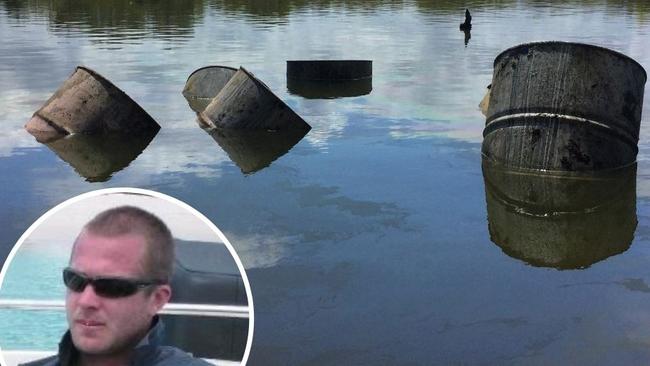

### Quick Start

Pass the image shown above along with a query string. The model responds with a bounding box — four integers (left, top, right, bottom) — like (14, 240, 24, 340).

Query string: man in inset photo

(22, 206, 211, 366)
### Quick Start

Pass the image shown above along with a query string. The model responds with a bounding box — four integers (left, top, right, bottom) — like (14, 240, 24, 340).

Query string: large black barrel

(483, 159, 637, 270)
(287, 60, 372, 80)
(482, 42, 646, 172)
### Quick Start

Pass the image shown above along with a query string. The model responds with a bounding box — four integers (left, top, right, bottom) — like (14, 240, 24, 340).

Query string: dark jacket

(20, 317, 212, 366)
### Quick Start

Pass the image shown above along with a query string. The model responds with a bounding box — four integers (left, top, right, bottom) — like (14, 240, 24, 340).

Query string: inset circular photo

(0, 188, 254, 366)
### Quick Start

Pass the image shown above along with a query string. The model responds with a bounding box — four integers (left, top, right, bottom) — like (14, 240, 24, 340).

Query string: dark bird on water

(460, 9, 472, 31)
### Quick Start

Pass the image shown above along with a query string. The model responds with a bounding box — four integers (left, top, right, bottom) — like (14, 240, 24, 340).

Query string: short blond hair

(76, 205, 174, 282)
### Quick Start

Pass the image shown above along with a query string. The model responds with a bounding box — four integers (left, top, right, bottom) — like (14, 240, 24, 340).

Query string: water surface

(1, 1, 650, 364)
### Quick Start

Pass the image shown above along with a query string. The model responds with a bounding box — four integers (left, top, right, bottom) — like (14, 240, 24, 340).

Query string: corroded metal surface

(200, 67, 311, 131)
(483, 42, 646, 172)
(183, 65, 238, 112)
(25, 66, 159, 141)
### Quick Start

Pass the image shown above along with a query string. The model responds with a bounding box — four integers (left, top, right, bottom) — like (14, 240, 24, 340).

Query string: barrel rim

(184, 65, 238, 85)
(493, 41, 647, 81)
(286, 60, 372, 64)
(238, 66, 274, 92)
(75, 65, 159, 127)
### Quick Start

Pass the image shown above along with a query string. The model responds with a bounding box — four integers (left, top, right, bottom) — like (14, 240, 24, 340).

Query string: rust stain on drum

(482, 42, 646, 172)
(25, 66, 160, 142)
(199, 67, 311, 131)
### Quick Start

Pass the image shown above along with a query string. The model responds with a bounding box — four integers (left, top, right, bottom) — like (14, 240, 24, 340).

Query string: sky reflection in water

(1, 1, 650, 364)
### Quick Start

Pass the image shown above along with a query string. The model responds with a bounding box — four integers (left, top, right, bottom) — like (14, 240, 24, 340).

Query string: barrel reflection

(44, 130, 157, 182)
(205, 127, 309, 174)
(483, 159, 637, 270)
(286, 77, 372, 99)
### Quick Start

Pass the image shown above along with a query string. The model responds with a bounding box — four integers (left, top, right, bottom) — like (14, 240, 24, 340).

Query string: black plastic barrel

(482, 42, 647, 172)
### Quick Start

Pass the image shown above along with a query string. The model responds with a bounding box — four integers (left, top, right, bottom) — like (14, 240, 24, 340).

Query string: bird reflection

(460, 9, 472, 46)
(459, 9, 472, 31)
(482, 159, 637, 270)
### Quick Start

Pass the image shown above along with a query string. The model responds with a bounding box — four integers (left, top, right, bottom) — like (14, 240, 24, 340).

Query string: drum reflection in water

(205, 127, 309, 174)
(286, 78, 372, 99)
(43, 130, 157, 182)
(482, 159, 637, 270)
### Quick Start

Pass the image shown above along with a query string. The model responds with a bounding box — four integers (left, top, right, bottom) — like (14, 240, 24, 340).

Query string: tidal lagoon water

(1, 1, 650, 364)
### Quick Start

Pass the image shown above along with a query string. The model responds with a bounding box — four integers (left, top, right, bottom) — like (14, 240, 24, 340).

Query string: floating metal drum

(182, 65, 238, 112)
(287, 60, 372, 80)
(482, 42, 647, 172)
(199, 67, 311, 131)
(25, 66, 159, 141)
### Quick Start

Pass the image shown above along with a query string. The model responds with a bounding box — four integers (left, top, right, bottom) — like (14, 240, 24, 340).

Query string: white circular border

(0, 187, 255, 365)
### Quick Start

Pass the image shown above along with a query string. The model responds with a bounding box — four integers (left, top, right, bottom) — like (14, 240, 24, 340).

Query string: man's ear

(148, 284, 171, 316)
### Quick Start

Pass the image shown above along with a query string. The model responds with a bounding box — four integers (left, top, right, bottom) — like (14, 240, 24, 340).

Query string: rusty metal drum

(182, 65, 238, 112)
(25, 66, 159, 141)
(199, 67, 311, 131)
(482, 42, 647, 172)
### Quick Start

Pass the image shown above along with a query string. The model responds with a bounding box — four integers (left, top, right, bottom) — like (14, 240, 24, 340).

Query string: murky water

(1, 0, 650, 364)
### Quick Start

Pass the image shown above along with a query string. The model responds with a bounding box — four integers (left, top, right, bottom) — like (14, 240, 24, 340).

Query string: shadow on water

(483, 159, 638, 270)
(42, 130, 158, 182)
(203, 127, 309, 175)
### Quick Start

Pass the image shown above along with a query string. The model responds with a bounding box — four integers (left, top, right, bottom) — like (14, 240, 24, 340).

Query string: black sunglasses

(63, 267, 166, 298)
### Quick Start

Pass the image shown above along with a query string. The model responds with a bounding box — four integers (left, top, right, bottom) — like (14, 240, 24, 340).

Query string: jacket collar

(57, 316, 164, 366)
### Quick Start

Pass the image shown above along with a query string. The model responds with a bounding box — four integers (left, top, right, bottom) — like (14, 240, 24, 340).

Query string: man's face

(65, 230, 170, 356)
